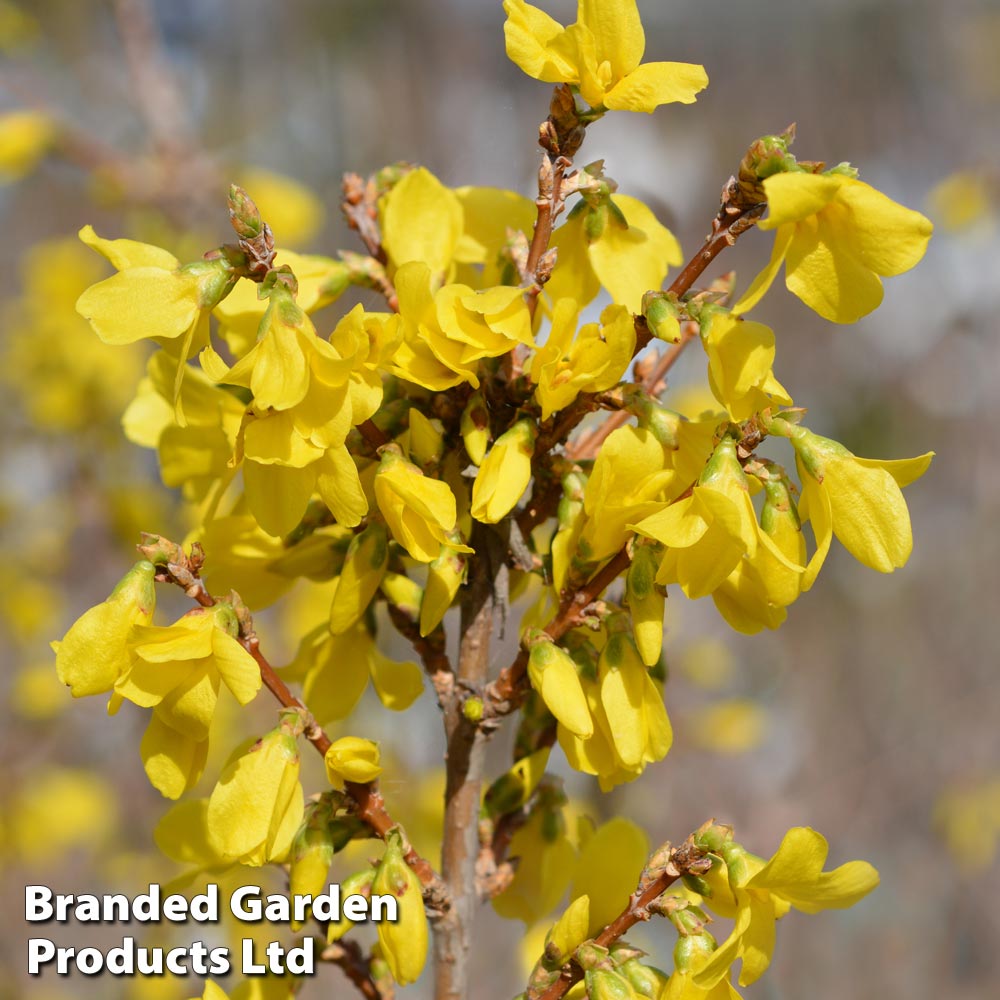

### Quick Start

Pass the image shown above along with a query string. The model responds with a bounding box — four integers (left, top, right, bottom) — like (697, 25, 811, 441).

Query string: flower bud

(585, 968, 639, 1000)
(619, 958, 670, 999)
(642, 292, 682, 344)
(325, 736, 382, 787)
(471, 418, 537, 524)
(460, 390, 490, 466)
(372, 829, 429, 985)
(408, 409, 444, 468)
(526, 631, 593, 739)
(327, 867, 376, 942)
(419, 539, 467, 636)
(626, 545, 665, 667)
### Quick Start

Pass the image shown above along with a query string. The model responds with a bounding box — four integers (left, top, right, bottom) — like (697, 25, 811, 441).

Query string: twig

(535, 839, 710, 1000)
(322, 939, 388, 1000)
(140, 536, 448, 909)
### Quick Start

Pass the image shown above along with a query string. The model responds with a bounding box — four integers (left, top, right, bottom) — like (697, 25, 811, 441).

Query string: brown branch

(566, 321, 700, 462)
(386, 603, 455, 707)
(536, 839, 711, 1000)
(485, 548, 631, 717)
(112, 0, 190, 156)
(322, 939, 388, 1000)
(358, 418, 390, 450)
(139, 536, 448, 910)
(433, 522, 505, 1000)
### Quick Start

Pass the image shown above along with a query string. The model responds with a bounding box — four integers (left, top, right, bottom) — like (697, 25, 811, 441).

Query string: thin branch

(535, 839, 711, 1000)
(321, 939, 389, 1000)
(386, 603, 455, 707)
(140, 536, 448, 910)
(485, 548, 631, 717)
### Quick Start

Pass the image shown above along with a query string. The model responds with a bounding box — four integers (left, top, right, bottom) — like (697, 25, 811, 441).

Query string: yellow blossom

(0, 109, 53, 180)
(734, 170, 933, 323)
(503, 0, 708, 113)
(471, 418, 537, 523)
(325, 736, 383, 786)
(374, 445, 472, 562)
(531, 300, 636, 418)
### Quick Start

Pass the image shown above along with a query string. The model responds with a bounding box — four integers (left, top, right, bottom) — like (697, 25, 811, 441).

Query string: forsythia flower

(699, 311, 792, 421)
(206, 724, 304, 865)
(502, 0, 708, 113)
(694, 827, 879, 988)
(54, 561, 156, 698)
(531, 300, 636, 418)
(526, 631, 594, 739)
(116, 604, 262, 740)
(372, 830, 429, 985)
(374, 445, 472, 562)
(329, 522, 389, 634)
(546, 194, 682, 312)
(734, 170, 933, 323)
(324, 736, 383, 786)
(389, 262, 533, 390)
(632, 437, 801, 600)
(769, 418, 933, 584)
(711, 474, 806, 634)
(291, 621, 424, 723)
(76, 225, 233, 350)
(471, 418, 537, 523)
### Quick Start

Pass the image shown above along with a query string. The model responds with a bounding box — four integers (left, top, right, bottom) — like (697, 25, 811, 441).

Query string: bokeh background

(2, 0, 998, 998)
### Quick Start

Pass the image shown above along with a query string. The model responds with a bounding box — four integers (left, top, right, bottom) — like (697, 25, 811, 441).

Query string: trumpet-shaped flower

(206, 724, 303, 866)
(76, 225, 233, 348)
(389, 262, 533, 390)
(769, 419, 933, 584)
(372, 829, 429, 985)
(734, 170, 933, 323)
(694, 827, 879, 988)
(632, 437, 801, 600)
(116, 604, 262, 740)
(503, 1, 708, 113)
(471, 418, 537, 523)
(700, 311, 792, 421)
(531, 300, 636, 419)
(546, 194, 682, 312)
(54, 560, 156, 698)
(374, 445, 472, 562)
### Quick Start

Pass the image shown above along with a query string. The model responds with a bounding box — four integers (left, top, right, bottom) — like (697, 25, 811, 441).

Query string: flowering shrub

(41, 1, 936, 998)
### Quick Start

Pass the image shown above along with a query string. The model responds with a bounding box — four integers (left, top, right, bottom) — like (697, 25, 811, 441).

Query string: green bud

(327, 867, 376, 942)
(619, 958, 670, 999)
(585, 968, 639, 1000)
(673, 931, 717, 974)
(642, 292, 682, 344)
(462, 696, 484, 723)
(228, 184, 264, 239)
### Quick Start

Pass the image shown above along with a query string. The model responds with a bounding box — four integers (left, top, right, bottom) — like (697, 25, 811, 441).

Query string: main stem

(435, 521, 501, 999)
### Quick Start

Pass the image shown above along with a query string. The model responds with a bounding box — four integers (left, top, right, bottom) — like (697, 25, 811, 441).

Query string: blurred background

(1, 0, 998, 998)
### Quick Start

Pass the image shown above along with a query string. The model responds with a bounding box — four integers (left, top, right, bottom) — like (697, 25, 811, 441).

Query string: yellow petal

(604, 61, 708, 112)
(578, 0, 645, 79)
(502, 0, 578, 83)
(382, 167, 463, 276)
(759, 172, 843, 230)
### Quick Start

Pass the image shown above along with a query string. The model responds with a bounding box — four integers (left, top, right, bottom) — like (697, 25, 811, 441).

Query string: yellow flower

(711, 474, 806, 634)
(374, 445, 472, 562)
(372, 829, 429, 985)
(694, 828, 879, 989)
(116, 605, 262, 741)
(54, 560, 156, 698)
(699, 311, 792, 422)
(325, 736, 383, 786)
(0, 109, 54, 180)
(546, 194, 682, 312)
(76, 225, 233, 347)
(206, 724, 304, 866)
(382, 166, 464, 277)
(770, 419, 932, 583)
(503, 0, 708, 113)
(526, 631, 594, 739)
(389, 262, 533, 390)
(633, 437, 800, 600)
(471, 418, 537, 523)
(531, 300, 636, 419)
(734, 171, 933, 323)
